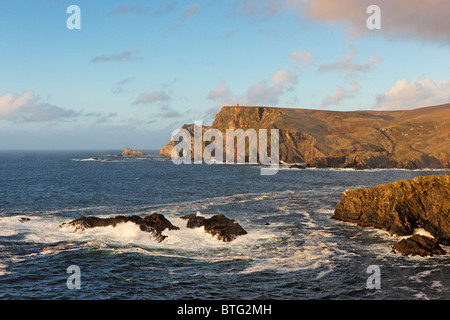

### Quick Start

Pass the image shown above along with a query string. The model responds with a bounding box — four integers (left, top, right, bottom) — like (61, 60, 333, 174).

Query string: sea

(0, 150, 449, 300)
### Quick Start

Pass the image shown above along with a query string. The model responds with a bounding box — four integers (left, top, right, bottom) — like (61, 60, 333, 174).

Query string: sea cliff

(158, 104, 450, 169)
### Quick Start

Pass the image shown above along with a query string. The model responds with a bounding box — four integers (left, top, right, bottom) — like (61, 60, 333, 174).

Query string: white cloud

(375, 77, 450, 110)
(0, 91, 78, 122)
(208, 81, 231, 100)
(322, 81, 360, 107)
(269, 70, 297, 87)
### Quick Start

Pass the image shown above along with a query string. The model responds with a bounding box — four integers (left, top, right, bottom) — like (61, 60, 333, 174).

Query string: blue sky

(1, 0, 449, 150)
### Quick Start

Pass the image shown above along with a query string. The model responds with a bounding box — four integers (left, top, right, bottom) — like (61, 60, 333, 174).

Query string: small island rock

(118, 147, 146, 157)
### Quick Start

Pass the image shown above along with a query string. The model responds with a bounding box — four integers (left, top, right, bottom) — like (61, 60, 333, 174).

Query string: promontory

(158, 104, 450, 169)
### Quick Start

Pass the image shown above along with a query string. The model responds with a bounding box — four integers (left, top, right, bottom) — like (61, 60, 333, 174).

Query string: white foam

(413, 228, 434, 238)
(0, 205, 343, 274)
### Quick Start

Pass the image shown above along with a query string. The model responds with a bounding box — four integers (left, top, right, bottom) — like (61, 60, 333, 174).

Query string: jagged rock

(392, 234, 446, 257)
(118, 147, 146, 157)
(158, 104, 450, 169)
(60, 213, 179, 242)
(333, 174, 450, 247)
(181, 214, 247, 242)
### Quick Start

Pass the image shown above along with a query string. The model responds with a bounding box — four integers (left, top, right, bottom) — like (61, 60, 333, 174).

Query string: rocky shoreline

(332, 174, 449, 256)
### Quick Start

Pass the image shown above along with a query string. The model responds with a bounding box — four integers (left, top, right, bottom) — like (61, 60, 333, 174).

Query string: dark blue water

(0, 151, 449, 299)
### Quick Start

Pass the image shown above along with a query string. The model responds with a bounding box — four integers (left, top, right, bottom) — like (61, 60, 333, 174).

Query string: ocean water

(0, 150, 449, 300)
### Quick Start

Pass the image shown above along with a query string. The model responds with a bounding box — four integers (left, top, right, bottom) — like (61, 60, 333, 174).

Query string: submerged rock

(181, 214, 247, 242)
(60, 213, 179, 242)
(392, 234, 446, 257)
(118, 147, 146, 157)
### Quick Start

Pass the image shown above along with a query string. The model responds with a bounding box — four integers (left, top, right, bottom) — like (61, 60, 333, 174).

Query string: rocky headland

(332, 174, 450, 256)
(158, 104, 450, 169)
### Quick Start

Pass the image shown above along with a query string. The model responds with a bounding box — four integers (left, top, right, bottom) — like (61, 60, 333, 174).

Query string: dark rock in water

(19, 218, 31, 223)
(332, 174, 450, 246)
(181, 214, 206, 229)
(288, 164, 305, 169)
(392, 234, 446, 257)
(60, 213, 179, 242)
(181, 214, 247, 242)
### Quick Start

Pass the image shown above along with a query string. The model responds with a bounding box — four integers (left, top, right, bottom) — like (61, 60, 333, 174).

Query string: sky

(1, 0, 449, 150)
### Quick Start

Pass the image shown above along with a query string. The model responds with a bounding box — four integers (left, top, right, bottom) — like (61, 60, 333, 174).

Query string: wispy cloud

(84, 112, 118, 124)
(289, 48, 316, 69)
(112, 77, 135, 94)
(305, 0, 450, 44)
(317, 45, 382, 79)
(157, 105, 185, 118)
(182, 3, 200, 19)
(132, 91, 170, 105)
(234, 0, 450, 45)
(112, 5, 147, 15)
(90, 51, 142, 63)
(322, 81, 361, 107)
(111, 2, 178, 16)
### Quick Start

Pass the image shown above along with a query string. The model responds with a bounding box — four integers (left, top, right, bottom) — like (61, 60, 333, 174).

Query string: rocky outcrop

(118, 148, 146, 157)
(60, 213, 179, 242)
(60, 213, 247, 243)
(181, 214, 248, 242)
(158, 104, 450, 169)
(333, 174, 450, 256)
(392, 234, 446, 257)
